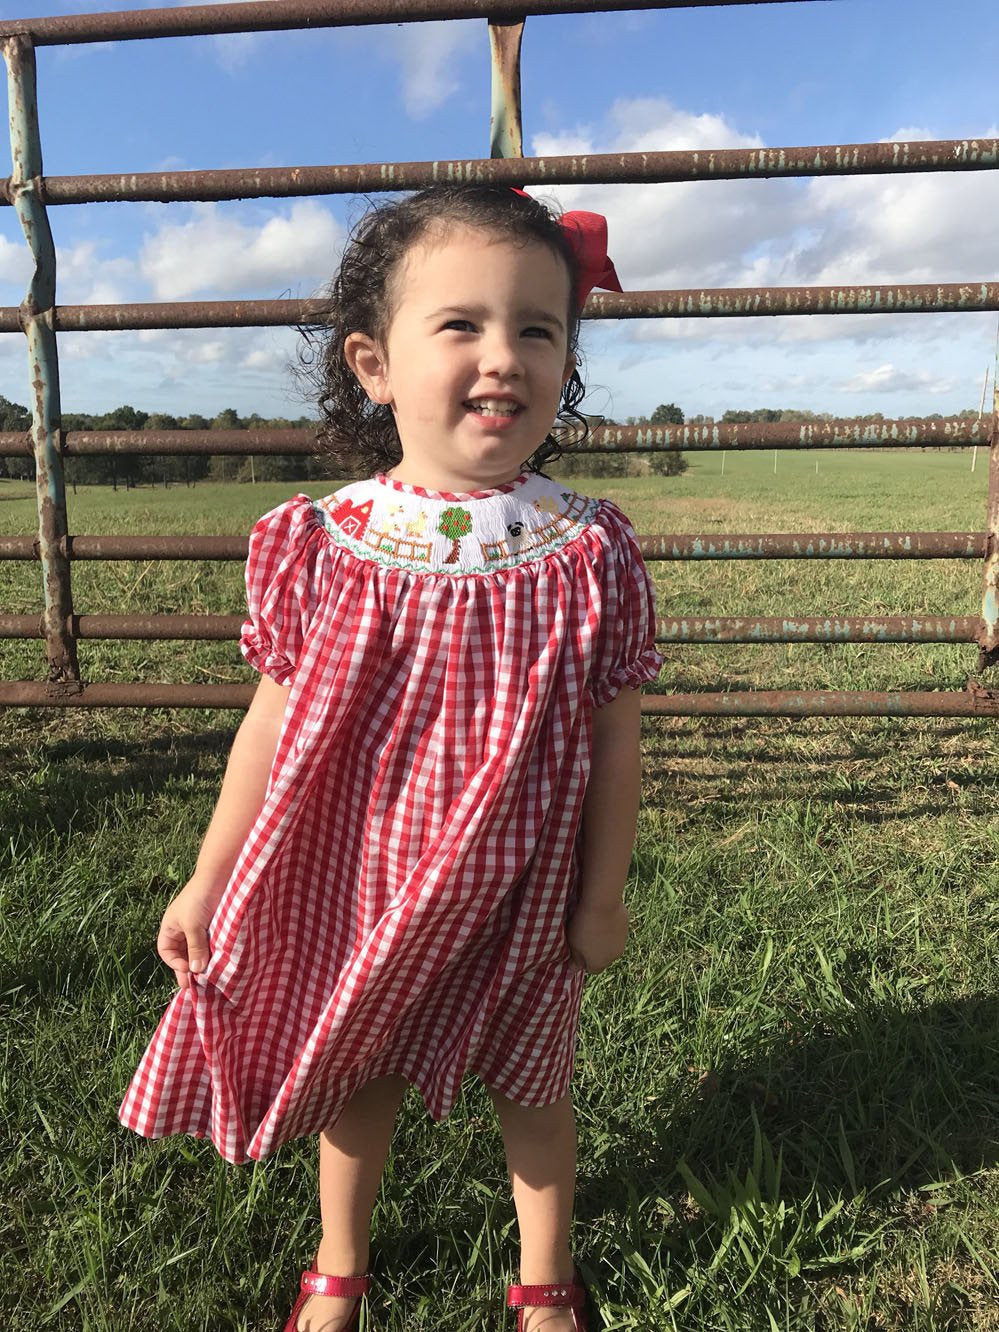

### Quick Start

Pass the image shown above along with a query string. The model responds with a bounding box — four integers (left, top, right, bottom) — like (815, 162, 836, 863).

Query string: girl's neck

(385, 460, 527, 495)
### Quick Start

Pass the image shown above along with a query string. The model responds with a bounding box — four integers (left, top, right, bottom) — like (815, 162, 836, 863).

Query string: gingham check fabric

(119, 472, 662, 1162)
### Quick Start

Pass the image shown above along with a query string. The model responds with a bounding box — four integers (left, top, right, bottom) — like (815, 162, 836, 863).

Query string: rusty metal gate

(1, 0, 997, 717)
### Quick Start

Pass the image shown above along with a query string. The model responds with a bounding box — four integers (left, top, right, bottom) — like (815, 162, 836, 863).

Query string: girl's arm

(156, 674, 290, 989)
(567, 685, 642, 973)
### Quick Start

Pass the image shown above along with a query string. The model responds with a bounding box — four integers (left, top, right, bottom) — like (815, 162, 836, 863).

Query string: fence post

(2, 35, 78, 689)
(489, 16, 525, 160)
(978, 387, 999, 669)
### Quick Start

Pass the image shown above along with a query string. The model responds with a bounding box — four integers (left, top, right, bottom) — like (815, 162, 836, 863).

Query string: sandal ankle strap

(507, 1280, 586, 1309)
(301, 1271, 370, 1298)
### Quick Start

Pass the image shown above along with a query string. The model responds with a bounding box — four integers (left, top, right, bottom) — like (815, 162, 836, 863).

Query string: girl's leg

(297, 1074, 409, 1332)
(489, 1089, 579, 1332)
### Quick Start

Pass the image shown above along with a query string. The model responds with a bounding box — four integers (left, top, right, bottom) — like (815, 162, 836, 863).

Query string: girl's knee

(488, 1087, 574, 1134)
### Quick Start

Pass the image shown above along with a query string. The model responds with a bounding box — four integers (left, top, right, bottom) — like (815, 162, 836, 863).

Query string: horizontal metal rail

(0, 681, 257, 707)
(3, 139, 996, 208)
(0, 417, 991, 457)
(1, 682, 996, 716)
(656, 616, 979, 644)
(3, 284, 998, 334)
(0, 531, 987, 563)
(0, 534, 251, 560)
(0, 418, 991, 458)
(641, 687, 999, 717)
(586, 285, 999, 318)
(0, 614, 242, 639)
(0, 0, 832, 46)
(0, 613, 981, 644)
(593, 418, 995, 452)
(642, 532, 986, 560)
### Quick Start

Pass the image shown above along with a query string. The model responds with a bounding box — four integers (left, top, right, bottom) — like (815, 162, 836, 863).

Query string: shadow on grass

(577, 992, 999, 1221)
(641, 717, 999, 822)
(0, 725, 238, 844)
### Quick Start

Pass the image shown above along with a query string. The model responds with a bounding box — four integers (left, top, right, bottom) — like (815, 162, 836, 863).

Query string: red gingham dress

(119, 470, 662, 1163)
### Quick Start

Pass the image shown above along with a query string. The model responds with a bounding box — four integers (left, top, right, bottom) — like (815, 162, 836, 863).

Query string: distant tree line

(553, 403, 690, 479)
(0, 398, 332, 489)
(0, 396, 984, 488)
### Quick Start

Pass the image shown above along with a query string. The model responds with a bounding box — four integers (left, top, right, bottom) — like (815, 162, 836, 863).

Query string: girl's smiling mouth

(463, 398, 523, 418)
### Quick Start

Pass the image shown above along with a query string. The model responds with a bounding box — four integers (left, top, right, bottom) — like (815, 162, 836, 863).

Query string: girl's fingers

(156, 920, 210, 986)
(185, 928, 210, 975)
(156, 927, 187, 969)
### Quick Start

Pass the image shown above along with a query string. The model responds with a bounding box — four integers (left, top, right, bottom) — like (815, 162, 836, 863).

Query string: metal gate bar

(0, 532, 986, 562)
(0, 418, 992, 457)
(3, 139, 997, 207)
(0, 0, 833, 46)
(0, 613, 984, 645)
(5, 282, 999, 333)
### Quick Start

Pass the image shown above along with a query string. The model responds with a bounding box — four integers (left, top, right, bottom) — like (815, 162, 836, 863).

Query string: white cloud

(243, 347, 275, 369)
(55, 241, 135, 305)
(186, 339, 227, 365)
(840, 363, 955, 395)
(0, 235, 32, 286)
(533, 99, 785, 291)
(139, 200, 342, 299)
(209, 32, 265, 72)
(388, 22, 478, 119)
(534, 104, 999, 296)
(49, 324, 308, 417)
(529, 101, 999, 400)
(523, 102, 999, 418)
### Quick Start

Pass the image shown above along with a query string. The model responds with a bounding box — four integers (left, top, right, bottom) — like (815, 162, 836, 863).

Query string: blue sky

(1, 0, 998, 423)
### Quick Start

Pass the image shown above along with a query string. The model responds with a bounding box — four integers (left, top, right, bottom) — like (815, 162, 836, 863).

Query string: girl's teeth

(468, 400, 518, 415)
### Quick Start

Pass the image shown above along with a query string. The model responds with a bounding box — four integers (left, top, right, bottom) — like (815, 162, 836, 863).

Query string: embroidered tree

(438, 506, 472, 563)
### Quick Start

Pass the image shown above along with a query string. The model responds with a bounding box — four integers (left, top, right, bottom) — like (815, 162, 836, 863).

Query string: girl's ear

(344, 332, 392, 404)
(562, 352, 577, 387)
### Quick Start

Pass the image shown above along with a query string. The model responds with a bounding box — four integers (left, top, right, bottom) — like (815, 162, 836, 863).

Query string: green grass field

(2, 451, 998, 1330)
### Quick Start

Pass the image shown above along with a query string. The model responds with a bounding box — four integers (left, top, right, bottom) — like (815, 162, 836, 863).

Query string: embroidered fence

(0, 0, 997, 716)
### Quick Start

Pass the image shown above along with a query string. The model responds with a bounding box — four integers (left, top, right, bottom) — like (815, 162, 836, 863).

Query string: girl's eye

(523, 326, 553, 339)
(443, 319, 476, 332)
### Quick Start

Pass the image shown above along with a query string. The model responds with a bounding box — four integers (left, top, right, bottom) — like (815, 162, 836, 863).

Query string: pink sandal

(506, 1274, 589, 1331)
(282, 1270, 369, 1332)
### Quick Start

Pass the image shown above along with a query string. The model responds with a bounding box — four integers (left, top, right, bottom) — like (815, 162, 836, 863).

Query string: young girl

(119, 184, 663, 1332)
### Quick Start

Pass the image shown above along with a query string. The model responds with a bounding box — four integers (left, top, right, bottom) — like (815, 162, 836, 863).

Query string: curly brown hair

(297, 184, 590, 478)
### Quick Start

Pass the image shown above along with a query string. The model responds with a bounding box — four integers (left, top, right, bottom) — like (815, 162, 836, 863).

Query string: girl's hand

(565, 898, 630, 974)
(156, 878, 226, 990)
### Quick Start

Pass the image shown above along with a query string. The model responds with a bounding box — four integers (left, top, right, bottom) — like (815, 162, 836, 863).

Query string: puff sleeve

(239, 496, 327, 685)
(587, 501, 664, 707)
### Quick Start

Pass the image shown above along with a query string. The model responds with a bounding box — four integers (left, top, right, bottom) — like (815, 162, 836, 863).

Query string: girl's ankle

(314, 1236, 369, 1277)
(518, 1253, 577, 1286)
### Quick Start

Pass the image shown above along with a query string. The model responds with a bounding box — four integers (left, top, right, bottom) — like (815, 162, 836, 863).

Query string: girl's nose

(479, 329, 523, 378)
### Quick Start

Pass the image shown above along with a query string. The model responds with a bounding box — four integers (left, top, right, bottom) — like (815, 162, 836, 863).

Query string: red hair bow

(512, 188, 622, 306)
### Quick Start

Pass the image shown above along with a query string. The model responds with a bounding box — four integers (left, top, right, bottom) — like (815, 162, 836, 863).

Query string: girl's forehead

(395, 224, 570, 294)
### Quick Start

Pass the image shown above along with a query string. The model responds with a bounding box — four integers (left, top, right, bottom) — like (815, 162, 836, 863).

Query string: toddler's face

(346, 224, 574, 493)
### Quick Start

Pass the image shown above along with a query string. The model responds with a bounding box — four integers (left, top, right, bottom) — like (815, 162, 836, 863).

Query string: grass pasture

(2, 449, 998, 1330)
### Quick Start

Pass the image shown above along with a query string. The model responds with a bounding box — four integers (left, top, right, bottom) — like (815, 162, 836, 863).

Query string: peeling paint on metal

(2, 137, 996, 209)
(489, 18, 524, 160)
(3, 35, 78, 685)
(641, 532, 984, 560)
(3, 284, 997, 334)
(0, 418, 989, 457)
(655, 616, 976, 644)
(978, 405, 999, 668)
(0, 2, 841, 48)
(642, 690, 999, 718)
